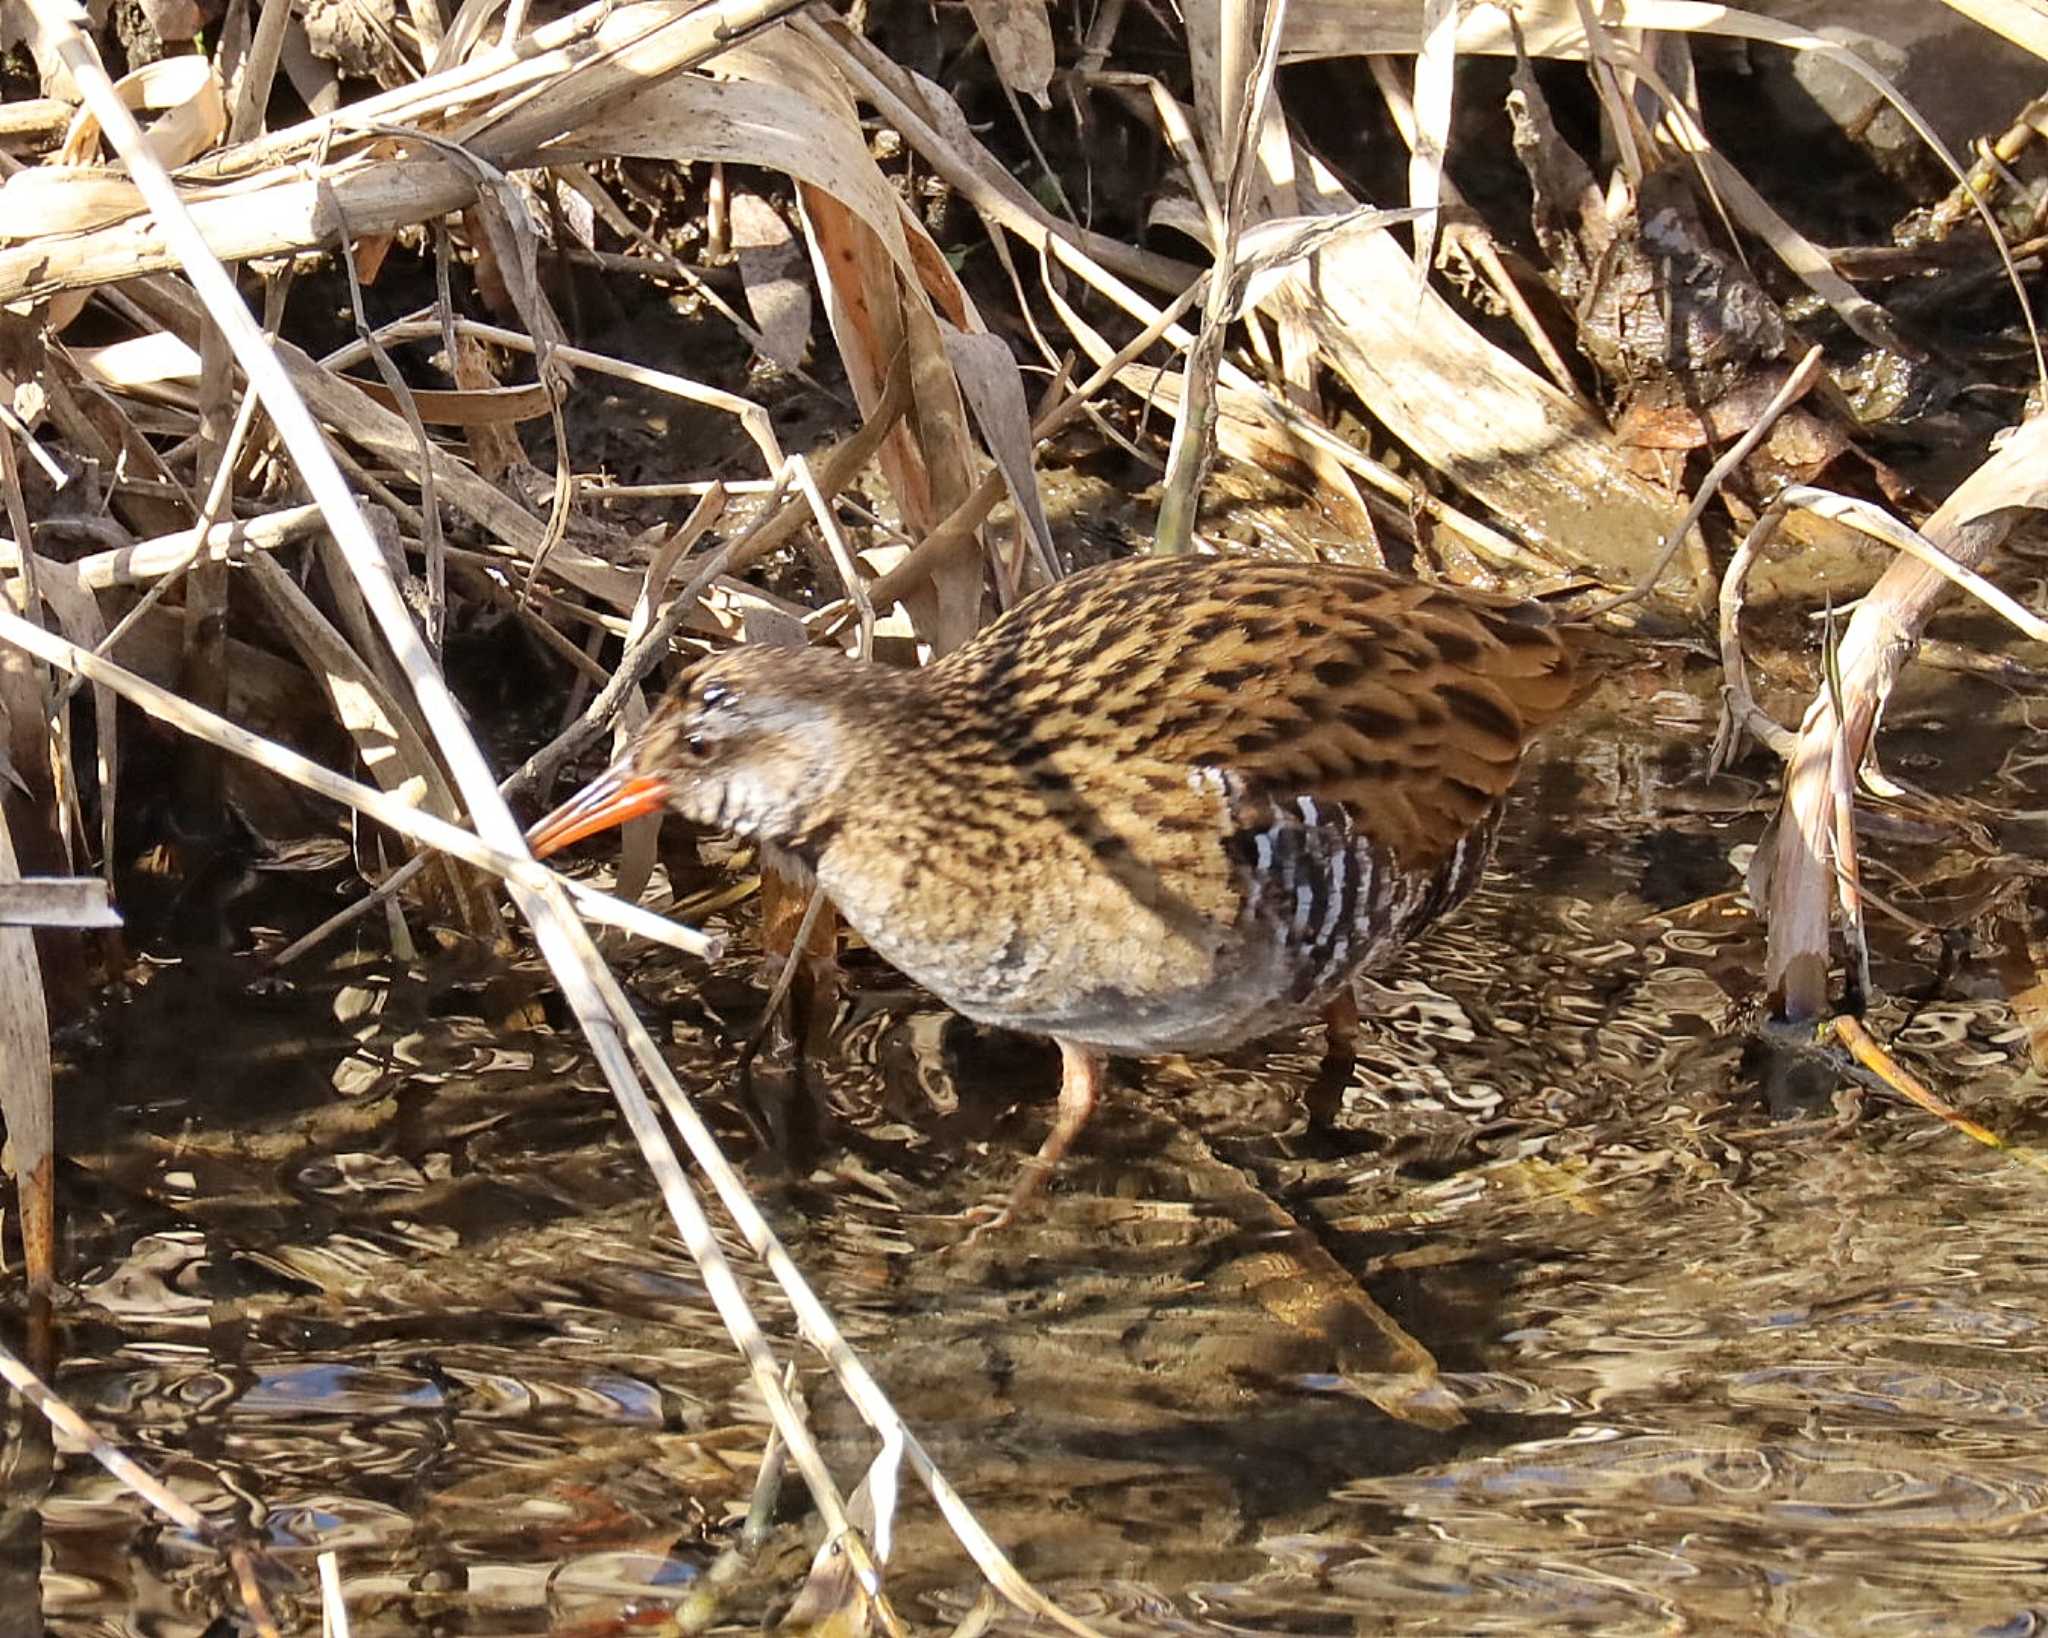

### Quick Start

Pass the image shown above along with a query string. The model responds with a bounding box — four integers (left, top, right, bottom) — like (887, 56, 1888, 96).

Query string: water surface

(20, 645, 2048, 1635)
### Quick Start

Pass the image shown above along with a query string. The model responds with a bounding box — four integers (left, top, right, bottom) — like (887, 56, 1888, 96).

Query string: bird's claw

(953, 1201, 1017, 1249)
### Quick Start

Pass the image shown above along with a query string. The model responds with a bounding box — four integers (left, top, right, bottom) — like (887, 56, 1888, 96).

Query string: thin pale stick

(1712, 492, 1800, 769)
(0, 605, 719, 957)
(1581, 343, 1827, 618)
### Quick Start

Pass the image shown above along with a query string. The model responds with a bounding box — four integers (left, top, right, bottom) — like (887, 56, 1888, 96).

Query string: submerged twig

(0, 1339, 287, 1638)
(1832, 1015, 2048, 1174)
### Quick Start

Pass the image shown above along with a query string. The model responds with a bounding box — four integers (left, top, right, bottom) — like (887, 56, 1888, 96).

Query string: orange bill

(527, 769, 670, 857)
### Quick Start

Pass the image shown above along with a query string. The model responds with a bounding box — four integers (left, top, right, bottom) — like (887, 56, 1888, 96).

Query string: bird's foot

(944, 1156, 1056, 1247)
(951, 1201, 1018, 1249)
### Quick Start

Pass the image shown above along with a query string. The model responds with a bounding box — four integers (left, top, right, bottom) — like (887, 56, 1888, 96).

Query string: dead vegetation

(3, 0, 2048, 1629)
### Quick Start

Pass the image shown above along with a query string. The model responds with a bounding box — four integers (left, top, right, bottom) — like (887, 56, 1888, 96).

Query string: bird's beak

(527, 767, 671, 857)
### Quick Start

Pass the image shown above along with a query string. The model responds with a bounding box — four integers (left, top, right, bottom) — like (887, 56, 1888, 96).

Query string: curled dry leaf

(728, 190, 811, 370)
(961, 0, 1054, 105)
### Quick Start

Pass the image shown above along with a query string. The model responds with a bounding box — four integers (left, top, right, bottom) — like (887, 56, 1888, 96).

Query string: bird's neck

(758, 661, 942, 870)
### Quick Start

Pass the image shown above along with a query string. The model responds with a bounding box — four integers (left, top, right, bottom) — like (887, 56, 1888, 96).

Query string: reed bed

(2, 0, 2046, 1628)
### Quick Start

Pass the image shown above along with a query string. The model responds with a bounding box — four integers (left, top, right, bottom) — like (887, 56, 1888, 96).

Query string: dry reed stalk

(0, 816, 55, 1294)
(7, 15, 1099, 1611)
(1152, 0, 1289, 558)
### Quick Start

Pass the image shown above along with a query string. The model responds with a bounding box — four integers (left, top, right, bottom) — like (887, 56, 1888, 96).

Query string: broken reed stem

(1821, 616, 1872, 1005)
(1764, 418, 2048, 1019)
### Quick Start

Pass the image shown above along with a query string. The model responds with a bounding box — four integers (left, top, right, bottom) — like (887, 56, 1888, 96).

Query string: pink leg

(961, 1039, 1105, 1241)
(1308, 988, 1359, 1128)
(1323, 988, 1360, 1064)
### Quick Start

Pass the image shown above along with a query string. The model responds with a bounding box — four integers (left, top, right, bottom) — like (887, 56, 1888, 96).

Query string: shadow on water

(18, 645, 2048, 1634)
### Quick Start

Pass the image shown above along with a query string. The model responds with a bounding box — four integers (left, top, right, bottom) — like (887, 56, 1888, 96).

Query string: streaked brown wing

(940, 557, 1573, 875)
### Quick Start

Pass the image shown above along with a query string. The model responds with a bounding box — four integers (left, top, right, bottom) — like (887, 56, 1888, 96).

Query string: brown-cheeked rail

(529, 555, 1576, 1232)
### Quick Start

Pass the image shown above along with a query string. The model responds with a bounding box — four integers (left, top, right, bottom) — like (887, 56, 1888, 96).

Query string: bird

(528, 554, 1576, 1230)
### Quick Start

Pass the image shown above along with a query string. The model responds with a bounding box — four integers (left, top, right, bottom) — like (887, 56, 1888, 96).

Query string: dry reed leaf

(939, 329, 1057, 594)
(714, 29, 984, 651)
(960, 0, 1055, 104)
(461, 173, 569, 386)
(58, 54, 224, 169)
(0, 168, 160, 240)
(344, 374, 554, 426)
(563, 68, 919, 285)
(1935, 0, 2048, 60)
(70, 330, 201, 389)
(279, 11, 343, 116)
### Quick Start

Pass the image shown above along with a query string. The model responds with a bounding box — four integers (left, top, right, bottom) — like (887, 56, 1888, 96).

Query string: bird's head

(528, 645, 877, 857)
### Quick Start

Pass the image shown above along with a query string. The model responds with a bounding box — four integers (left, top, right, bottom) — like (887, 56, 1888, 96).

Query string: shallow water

(17, 642, 2048, 1635)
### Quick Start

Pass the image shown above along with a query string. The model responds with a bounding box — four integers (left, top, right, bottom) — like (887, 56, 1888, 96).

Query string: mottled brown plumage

(531, 556, 1574, 1226)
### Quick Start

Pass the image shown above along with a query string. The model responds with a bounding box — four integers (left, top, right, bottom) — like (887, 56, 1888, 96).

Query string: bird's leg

(1306, 987, 1359, 1129)
(960, 1039, 1105, 1241)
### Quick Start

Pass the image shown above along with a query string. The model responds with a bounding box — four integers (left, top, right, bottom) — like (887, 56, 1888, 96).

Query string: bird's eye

(683, 732, 711, 761)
